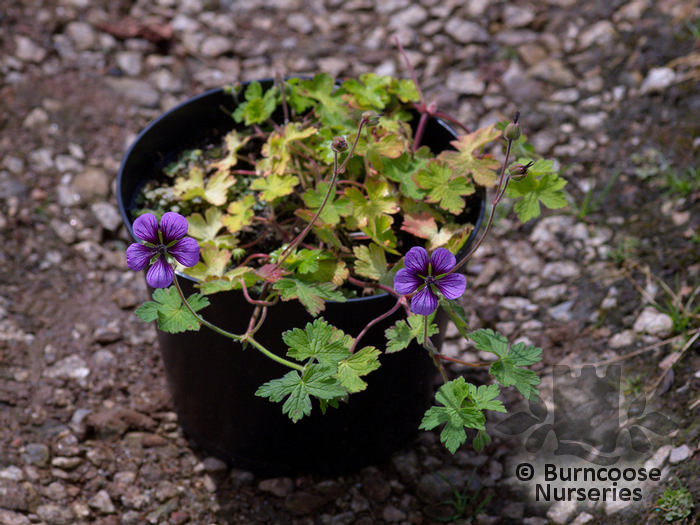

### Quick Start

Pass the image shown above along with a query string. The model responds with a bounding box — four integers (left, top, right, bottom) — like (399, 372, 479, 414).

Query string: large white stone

(633, 307, 673, 337)
(640, 67, 676, 94)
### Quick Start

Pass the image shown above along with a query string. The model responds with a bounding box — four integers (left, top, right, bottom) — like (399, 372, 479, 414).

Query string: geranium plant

(125, 63, 567, 454)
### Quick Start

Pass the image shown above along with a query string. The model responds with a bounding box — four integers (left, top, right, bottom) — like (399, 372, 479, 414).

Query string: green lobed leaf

(186, 208, 235, 246)
(505, 161, 568, 223)
(335, 346, 381, 393)
(173, 166, 235, 207)
(414, 160, 476, 214)
(302, 182, 352, 225)
(419, 377, 487, 454)
(273, 278, 346, 316)
(277, 248, 349, 286)
(258, 122, 317, 177)
(232, 81, 278, 125)
(439, 125, 502, 187)
(251, 173, 299, 202)
(382, 151, 430, 200)
(467, 383, 506, 413)
(342, 72, 393, 110)
(183, 242, 231, 281)
(222, 195, 256, 234)
(361, 132, 407, 171)
(194, 266, 259, 295)
(391, 78, 421, 103)
(345, 178, 400, 226)
(255, 364, 346, 423)
(360, 214, 398, 254)
(282, 318, 351, 367)
(136, 287, 209, 333)
(468, 329, 542, 399)
(385, 314, 439, 353)
(296, 73, 350, 127)
(353, 243, 387, 281)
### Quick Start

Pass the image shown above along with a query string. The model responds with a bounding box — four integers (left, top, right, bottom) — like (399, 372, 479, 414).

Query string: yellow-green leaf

(439, 125, 501, 187)
(223, 195, 256, 233)
(353, 244, 387, 280)
(174, 167, 235, 206)
(183, 242, 231, 280)
(209, 130, 247, 176)
(251, 173, 299, 202)
(400, 212, 468, 250)
(345, 178, 399, 227)
(414, 160, 475, 214)
(336, 347, 381, 393)
(186, 208, 236, 248)
(259, 122, 317, 176)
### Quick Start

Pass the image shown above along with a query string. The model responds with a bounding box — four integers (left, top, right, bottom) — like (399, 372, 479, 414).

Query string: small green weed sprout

(655, 481, 695, 522)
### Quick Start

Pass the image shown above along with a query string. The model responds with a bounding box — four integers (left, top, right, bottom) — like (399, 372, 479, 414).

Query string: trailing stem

(172, 275, 303, 371)
(423, 316, 448, 383)
(349, 298, 403, 353)
(273, 115, 370, 269)
(447, 133, 517, 276)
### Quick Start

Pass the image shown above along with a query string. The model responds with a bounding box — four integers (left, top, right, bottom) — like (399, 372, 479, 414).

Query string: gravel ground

(2, 0, 700, 524)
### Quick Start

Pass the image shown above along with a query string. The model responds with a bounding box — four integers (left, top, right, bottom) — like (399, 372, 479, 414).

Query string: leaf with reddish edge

(256, 263, 287, 283)
(400, 212, 471, 251)
(439, 124, 501, 187)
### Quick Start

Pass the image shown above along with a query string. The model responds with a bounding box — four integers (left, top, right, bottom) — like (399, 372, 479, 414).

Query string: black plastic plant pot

(117, 83, 486, 476)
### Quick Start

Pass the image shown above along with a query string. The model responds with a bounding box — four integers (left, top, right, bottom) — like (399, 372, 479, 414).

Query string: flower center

(425, 275, 436, 287)
(156, 244, 168, 256)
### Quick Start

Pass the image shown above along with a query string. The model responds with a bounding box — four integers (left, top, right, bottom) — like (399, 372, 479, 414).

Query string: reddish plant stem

(395, 37, 471, 148)
(276, 70, 290, 124)
(240, 278, 277, 307)
(346, 275, 400, 297)
(336, 179, 365, 190)
(349, 298, 403, 353)
(447, 137, 515, 276)
(237, 253, 270, 267)
(412, 111, 429, 153)
(247, 303, 269, 335)
(395, 37, 426, 109)
(273, 116, 370, 268)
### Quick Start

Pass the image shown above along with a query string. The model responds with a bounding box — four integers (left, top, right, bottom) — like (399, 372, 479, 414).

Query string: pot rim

(117, 82, 487, 304)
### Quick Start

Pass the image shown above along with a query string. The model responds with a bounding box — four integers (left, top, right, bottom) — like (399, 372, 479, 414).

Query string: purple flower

(126, 212, 200, 288)
(394, 247, 466, 315)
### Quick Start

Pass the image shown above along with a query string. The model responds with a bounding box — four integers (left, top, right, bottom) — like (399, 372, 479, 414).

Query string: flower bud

(361, 111, 381, 126)
(331, 136, 348, 152)
(508, 161, 534, 180)
(503, 122, 520, 141)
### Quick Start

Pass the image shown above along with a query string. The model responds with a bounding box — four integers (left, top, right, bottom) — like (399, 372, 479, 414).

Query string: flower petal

(435, 272, 466, 300)
(430, 247, 457, 275)
(146, 256, 174, 288)
(126, 243, 155, 271)
(410, 286, 438, 316)
(394, 268, 422, 295)
(132, 213, 160, 244)
(169, 237, 200, 268)
(160, 212, 189, 244)
(404, 246, 430, 276)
